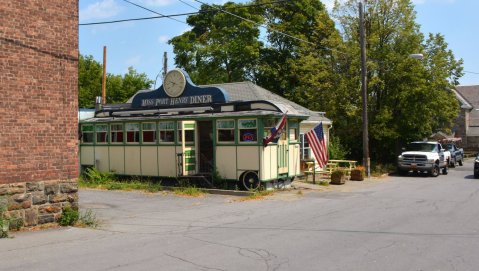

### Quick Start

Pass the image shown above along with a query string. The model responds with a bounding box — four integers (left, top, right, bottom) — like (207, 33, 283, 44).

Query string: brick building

(0, 1, 79, 227)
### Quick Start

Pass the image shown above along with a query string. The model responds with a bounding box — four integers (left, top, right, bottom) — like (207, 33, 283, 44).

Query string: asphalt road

(2, 159, 479, 271)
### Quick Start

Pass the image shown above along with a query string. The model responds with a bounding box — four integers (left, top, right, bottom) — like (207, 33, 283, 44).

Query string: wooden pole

(359, 2, 370, 177)
(102, 46, 107, 105)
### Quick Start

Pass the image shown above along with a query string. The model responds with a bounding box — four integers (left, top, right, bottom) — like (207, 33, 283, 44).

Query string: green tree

(78, 54, 102, 108)
(169, 2, 263, 84)
(333, 0, 463, 162)
(78, 55, 153, 107)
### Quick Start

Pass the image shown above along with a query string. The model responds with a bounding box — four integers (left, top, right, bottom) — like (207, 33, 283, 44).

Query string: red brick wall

(0, 1, 79, 184)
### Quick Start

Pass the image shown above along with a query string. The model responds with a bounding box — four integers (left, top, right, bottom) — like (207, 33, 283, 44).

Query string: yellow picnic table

(328, 160, 358, 175)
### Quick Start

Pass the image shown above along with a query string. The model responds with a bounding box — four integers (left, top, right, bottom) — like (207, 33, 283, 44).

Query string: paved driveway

(2, 160, 479, 271)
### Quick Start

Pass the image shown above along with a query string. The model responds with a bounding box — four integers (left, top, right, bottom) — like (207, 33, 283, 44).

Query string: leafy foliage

(59, 206, 79, 226)
(78, 55, 153, 108)
(168, 0, 463, 163)
(0, 197, 9, 238)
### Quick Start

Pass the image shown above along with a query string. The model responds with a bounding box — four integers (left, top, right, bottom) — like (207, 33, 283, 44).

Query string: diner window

(178, 122, 194, 143)
(96, 124, 108, 143)
(217, 120, 235, 142)
(159, 122, 175, 143)
(111, 124, 124, 143)
(142, 122, 157, 143)
(263, 118, 275, 138)
(239, 119, 257, 143)
(289, 128, 297, 141)
(300, 134, 311, 159)
(126, 123, 140, 143)
(81, 125, 94, 143)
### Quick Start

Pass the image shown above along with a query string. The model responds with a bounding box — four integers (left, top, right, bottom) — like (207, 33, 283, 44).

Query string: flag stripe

(305, 122, 328, 168)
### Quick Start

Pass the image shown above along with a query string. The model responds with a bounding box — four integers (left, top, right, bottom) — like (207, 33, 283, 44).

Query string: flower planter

(350, 169, 365, 181)
(330, 170, 346, 185)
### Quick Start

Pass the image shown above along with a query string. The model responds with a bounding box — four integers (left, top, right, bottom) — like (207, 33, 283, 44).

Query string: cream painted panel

(216, 146, 237, 180)
(141, 146, 158, 176)
(237, 146, 260, 171)
(80, 146, 94, 165)
(270, 146, 278, 179)
(109, 146, 125, 174)
(125, 147, 141, 175)
(158, 146, 177, 177)
(94, 146, 109, 173)
(289, 145, 300, 175)
(261, 146, 271, 180)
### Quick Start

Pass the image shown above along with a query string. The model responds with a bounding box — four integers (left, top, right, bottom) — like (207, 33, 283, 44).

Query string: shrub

(0, 197, 9, 238)
(78, 209, 99, 228)
(59, 206, 79, 226)
(83, 167, 116, 184)
(328, 135, 350, 160)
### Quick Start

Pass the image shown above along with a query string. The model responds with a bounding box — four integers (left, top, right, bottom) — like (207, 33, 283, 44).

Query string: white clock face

(163, 70, 186, 97)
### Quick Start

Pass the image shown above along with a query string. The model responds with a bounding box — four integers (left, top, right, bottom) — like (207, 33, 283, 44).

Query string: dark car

(475, 154, 479, 178)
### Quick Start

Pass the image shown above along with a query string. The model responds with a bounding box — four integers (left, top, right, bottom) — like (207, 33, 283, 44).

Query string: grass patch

(79, 168, 163, 193)
(173, 186, 204, 197)
(59, 207, 100, 228)
(318, 180, 330, 186)
(247, 189, 274, 200)
(370, 163, 395, 177)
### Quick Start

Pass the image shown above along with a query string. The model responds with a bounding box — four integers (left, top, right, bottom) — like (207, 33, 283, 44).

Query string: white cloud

(140, 0, 175, 7)
(158, 35, 170, 44)
(80, 0, 122, 22)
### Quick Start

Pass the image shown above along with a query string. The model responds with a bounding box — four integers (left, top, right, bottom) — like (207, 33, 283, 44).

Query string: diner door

(180, 121, 196, 176)
(278, 128, 288, 174)
(197, 120, 214, 173)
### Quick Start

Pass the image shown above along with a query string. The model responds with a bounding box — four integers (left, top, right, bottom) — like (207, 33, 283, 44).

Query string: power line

(79, 12, 197, 26)
(121, 0, 187, 25)
(464, 70, 479, 75)
(79, 0, 291, 26)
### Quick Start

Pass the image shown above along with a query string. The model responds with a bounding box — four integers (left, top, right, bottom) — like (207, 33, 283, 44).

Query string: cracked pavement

(2, 160, 479, 270)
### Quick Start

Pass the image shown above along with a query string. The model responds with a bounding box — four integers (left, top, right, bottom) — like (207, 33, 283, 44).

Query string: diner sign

(141, 95, 213, 107)
(131, 70, 229, 109)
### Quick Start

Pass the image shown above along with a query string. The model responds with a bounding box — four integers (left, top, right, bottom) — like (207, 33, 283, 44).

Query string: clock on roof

(163, 69, 186, 98)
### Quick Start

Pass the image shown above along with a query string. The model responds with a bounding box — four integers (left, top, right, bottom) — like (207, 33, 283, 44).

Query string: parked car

(474, 154, 479, 178)
(445, 143, 464, 167)
(397, 141, 450, 177)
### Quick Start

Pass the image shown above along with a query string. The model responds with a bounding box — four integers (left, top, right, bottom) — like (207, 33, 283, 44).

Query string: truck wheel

(430, 165, 439, 177)
(442, 166, 448, 175)
(458, 159, 463, 166)
(450, 158, 456, 168)
(397, 168, 408, 176)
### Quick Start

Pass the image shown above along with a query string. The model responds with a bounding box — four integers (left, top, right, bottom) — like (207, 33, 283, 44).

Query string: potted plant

(330, 169, 347, 185)
(350, 166, 365, 181)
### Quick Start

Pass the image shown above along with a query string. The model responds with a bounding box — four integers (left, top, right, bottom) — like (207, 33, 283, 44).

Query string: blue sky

(79, 0, 479, 86)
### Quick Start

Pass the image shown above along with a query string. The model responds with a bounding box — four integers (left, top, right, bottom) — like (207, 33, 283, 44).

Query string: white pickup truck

(397, 141, 451, 177)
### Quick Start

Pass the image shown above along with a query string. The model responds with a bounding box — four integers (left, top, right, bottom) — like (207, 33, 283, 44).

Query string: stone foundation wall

(0, 180, 78, 228)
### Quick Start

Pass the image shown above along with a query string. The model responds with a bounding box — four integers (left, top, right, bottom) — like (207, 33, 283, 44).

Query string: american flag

(262, 113, 287, 147)
(305, 122, 328, 168)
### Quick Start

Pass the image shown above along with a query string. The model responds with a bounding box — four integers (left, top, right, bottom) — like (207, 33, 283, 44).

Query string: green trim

(185, 165, 196, 171)
(185, 157, 195, 163)
(212, 120, 217, 175)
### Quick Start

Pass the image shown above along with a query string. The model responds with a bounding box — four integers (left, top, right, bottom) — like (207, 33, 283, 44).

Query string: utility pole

(102, 46, 107, 105)
(162, 52, 168, 79)
(359, 1, 370, 177)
